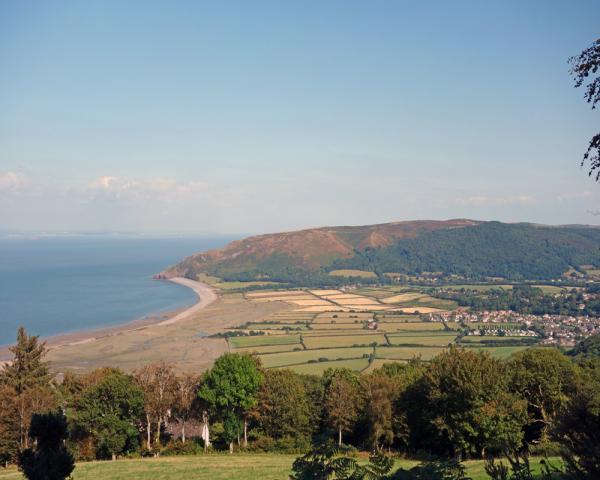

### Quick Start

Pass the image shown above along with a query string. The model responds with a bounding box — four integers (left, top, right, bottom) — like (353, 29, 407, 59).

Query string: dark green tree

(198, 353, 263, 452)
(362, 373, 396, 451)
(72, 370, 144, 460)
(298, 374, 326, 440)
(402, 348, 524, 458)
(257, 369, 311, 447)
(0, 385, 19, 466)
(17, 411, 74, 480)
(510, 348, 578, 442)
(569, 334, 600, 359)
(0, 328, 56, 451)
(554, 361, 600, 479)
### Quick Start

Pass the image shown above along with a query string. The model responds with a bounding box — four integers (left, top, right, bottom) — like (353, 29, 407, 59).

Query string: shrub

(161, 439, 204, 456)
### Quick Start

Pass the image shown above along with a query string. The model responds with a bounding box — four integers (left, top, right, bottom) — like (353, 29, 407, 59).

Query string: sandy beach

(0, 278, 218, 363)
(157, 278, 218, 325)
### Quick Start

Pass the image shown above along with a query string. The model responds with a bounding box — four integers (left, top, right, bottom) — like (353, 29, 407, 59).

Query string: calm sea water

(0, 236, 231, 346)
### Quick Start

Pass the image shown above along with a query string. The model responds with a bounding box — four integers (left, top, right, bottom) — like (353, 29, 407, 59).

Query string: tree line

(432, 285, 600, 317)
(1, 327, 599, 479)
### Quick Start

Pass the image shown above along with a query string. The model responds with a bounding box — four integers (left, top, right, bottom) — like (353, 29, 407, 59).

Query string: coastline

(156, 278, 218, 326)
(0, 278, 218, 361)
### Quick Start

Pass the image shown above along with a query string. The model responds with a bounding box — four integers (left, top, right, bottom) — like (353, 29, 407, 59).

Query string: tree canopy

(570, 38, 600, 180)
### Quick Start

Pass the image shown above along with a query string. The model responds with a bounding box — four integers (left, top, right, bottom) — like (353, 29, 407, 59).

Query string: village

(430, 309, 600, 346)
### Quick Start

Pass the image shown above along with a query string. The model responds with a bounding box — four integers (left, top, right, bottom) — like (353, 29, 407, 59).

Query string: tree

(403, 347, 522, 458)
(298, 374, 326, 439)
(172, 373, 199, 444)
(58, 367, 122, 459)
(509, 348, 578, 442)
(569, 38, 600, 180)
(198, 353, 263, 452)
(0, 385, 19, 466)
(554, 361, 600, 479)
(0, 328, 56, 450)
(17, 411, 75, 480)
(324, 375, 360, 446)
(257, 369, 311, 446)
(73, 370, 144, 460)
(1, 327, 51, 394)
(569, 333, 600, 359)
(362, 373, 396, 451)
(134, 362, 176, 451)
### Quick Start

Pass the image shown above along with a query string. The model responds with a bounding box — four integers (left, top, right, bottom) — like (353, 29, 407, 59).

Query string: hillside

(161, 220, 600, 283)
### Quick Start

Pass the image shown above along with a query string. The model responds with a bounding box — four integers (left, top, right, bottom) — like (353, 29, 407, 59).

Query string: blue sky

(1, 1, 599, 234)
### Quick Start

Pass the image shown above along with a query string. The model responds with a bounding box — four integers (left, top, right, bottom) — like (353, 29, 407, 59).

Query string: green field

(310, 322, 366, 330)
(228, 335, 301, 348)
(245, 323, 310, 330)
(387, 334, 456, 346)
(460, 336, 534, 344)
(258, 346, 373, 368)
(385, 330, 457, 337)
(375, 314, 424, 322)
(376, 321, 447, 331)
(220, 286, 537, 375)
(303, 334, 387, 349)
(475, 345, 531, 358)
(235, 344, 303, 354)
(285, 357, 371, 374)
(0, 454, 561, 480)
(328, 269, 378, 278)
(376, 346, 446, 360)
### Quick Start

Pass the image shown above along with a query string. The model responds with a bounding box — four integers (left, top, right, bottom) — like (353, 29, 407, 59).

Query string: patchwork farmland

(223, 286, 536, 374)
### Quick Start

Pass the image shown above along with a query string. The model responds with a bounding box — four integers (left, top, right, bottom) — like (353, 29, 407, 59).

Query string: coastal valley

(42, 219, 600, 376)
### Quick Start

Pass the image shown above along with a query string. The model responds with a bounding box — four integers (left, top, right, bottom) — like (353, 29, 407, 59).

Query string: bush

(161, 439, 204, 456)
(392, 460, 471, 480)
(248, 434, 310, 453)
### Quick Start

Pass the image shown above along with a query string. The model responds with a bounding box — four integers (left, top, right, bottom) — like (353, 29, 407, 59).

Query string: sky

(1, 0, 599, 235)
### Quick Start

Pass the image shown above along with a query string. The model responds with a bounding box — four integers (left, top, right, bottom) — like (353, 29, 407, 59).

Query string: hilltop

(160, 220, 600, 284)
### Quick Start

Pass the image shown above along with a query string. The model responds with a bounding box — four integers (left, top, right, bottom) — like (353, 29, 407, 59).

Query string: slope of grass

(0, 455, 562, 480)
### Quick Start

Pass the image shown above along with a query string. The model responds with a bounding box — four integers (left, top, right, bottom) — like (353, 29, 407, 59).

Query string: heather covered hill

(161, 220, 600, 283)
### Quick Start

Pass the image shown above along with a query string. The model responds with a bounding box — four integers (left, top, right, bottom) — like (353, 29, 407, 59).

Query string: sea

(0, 236, 232, 346)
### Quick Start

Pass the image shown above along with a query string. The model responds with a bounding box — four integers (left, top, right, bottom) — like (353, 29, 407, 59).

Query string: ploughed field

(225, 285, 536, 374)
(0, 455, 561, 480)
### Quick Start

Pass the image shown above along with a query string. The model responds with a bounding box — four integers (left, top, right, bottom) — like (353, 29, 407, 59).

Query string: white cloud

(0, 172, 25, 192)
(87, 176, 212, 202)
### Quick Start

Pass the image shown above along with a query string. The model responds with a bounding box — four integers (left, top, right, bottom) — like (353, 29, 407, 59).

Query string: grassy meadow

(0, 455, 561, 480)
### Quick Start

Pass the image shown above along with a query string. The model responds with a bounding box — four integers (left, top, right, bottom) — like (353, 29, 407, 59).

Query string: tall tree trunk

(181, 421, 186, 444)
(146, 414, 152, 450)
(229, 441, 234, 454)
(243, 417, 248, 447)
(155, 416, 162, 447)
(338, 427, 342, 447)
(111, 453, 116, 461)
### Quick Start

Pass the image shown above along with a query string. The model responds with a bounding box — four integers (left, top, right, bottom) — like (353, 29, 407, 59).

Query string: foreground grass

(0, 454, 562, 480)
